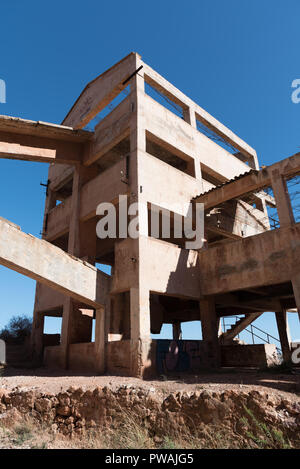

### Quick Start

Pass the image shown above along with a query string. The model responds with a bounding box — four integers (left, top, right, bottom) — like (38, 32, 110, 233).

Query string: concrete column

(292, 273, 300, 325)
(68, 166, 82, 256)
(30, 307, 44, 362)
(95, 307, 105, 373)
(128, 56, 152, 377)
(271, 169, 294, 227)
(130, 286, 151, 377)
(275, 310, 292, 362)
(172, 322, 182, 340)
(200, 297, 221, 368)
(183, 107, 197, 128)
(60, 164, 85, 367)
(31, 183, 56, 359)
(130, 287, 151, 341)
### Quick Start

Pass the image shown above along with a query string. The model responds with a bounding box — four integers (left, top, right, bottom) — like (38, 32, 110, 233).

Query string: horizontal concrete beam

(144, 95, 251, 182)
(0, 115, 93, 142)
(0, 122, 91, 165)
(0, 141, 81, 165)
(198, 223, 300, 296)
(0, 218, 110, 308)
(143, 62, 257, 161)
(194, 152, 300, 210)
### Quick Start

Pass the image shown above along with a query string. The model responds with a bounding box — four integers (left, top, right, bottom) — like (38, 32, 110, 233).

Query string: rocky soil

(0, 366, 299, 448)
(0, 382, 299, 448)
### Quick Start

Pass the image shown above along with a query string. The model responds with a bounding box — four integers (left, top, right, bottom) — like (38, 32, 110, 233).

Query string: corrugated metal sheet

(193, 169, 259, 200)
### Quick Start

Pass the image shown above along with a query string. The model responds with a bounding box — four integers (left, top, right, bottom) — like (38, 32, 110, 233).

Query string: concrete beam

(0, 115, 93, 164)
(0, 218, 110, 308)
(62, 52, 138, 129)
(194, 153, 300, 210)
(143, 63, 257, 162)
(0, 115, 93, 142)
(0, 141, 80, 165)
(144, 95, 251, 182)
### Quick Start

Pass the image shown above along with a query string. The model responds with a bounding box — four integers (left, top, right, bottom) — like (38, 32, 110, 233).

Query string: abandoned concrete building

(0, 52, 299, 377)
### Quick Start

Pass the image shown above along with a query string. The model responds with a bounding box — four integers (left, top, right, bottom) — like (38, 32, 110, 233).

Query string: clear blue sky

(0, 0, 299, 342)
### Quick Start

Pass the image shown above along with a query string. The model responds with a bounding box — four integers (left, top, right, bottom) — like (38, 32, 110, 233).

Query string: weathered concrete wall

(44, 345, 65, 369)
(68, 343, 96, 371)
(198, 224, 300, 295)
(221, 344, 278, 368)
(106, 340, 131, 375)
(144, 95, 250, 181)
(112, 237, 199, 299)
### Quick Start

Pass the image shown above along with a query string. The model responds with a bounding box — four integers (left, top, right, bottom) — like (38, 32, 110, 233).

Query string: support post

(292, 273, 300, 325)
(200, 297, 221, 368)
(275, 310, 292, 362)
(271, 169, 294, 227)
(95, 306, 106, 373)
(172, 322, 182, 340)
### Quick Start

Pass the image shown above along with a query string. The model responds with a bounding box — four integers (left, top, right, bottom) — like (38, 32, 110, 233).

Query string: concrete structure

(0, 52, 299, 376)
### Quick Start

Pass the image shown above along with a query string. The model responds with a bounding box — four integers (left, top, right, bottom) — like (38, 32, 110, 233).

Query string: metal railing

(222, 315, 282, 354)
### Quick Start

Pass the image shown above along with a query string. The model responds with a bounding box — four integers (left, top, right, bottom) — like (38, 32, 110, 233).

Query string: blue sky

(0, 0, 299, 342)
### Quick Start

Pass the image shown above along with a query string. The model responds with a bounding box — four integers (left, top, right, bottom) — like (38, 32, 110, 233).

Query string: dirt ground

(1, 366, 299, 402)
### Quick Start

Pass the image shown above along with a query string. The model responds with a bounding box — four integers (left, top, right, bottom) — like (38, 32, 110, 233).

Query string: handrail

(222, 315, 282, 353)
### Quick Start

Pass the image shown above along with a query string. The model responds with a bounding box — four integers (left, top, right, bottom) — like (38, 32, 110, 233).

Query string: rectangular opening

(286, 174, 300, 223)
(196, 115, 251, 166)
(43, 316, 62, 346)
(144, 76, 186, 120)
(201, 168, 226, 186)
(264, 186, 280, 229)
(146, 133, 195, 177)
(54, 177, 73, 203)
(84, 85, 130, 132)
(95, 136, 130, 172)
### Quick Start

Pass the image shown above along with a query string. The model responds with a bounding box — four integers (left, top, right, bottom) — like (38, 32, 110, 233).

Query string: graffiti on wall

(156, 339, 205, 374)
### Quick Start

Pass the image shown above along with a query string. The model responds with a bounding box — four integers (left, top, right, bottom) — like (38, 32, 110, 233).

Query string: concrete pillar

(109, 292, 130, 341)
(275, 310, 292, 362)
(172, 322, 182, 340)
(130, 286, 151, 377)
(60, 164, 90, 368)
(271, 169, 294, 227)
(292, 273, 300, 325)
(31, 307, 44, 362)
(183, 107, 196, 128)
(200, 297, 221, 368)
(31, 183, 56, 358)
(95, 307, 105, 373)
(128, 56, 152, 377)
